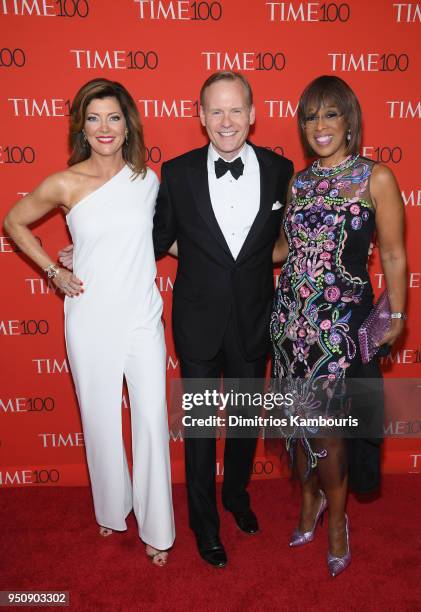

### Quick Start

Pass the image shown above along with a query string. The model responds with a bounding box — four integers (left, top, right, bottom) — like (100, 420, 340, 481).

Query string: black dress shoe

(196, 536, 227, 568)
(231, 509, 259, 534)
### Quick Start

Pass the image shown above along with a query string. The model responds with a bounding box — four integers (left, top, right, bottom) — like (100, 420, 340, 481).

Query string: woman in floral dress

(271, 76, 407, 576)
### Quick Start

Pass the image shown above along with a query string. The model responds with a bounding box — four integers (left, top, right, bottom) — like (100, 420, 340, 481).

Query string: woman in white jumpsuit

(4, 78, 175, 565)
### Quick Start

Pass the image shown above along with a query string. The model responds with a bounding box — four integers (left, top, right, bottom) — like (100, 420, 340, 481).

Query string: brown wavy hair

(297, 75, 362, 158)
(68, 78, 146, 178)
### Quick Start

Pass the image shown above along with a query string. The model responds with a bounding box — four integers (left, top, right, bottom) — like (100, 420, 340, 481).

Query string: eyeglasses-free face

(83, 97, 127, 158)
(199, 79, 255, 161)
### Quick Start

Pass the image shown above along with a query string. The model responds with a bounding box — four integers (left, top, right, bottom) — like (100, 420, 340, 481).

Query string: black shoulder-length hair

(297, 75, 362, 157)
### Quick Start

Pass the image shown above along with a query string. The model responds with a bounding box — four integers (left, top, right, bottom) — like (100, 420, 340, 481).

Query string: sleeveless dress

(64, 164, 175, 549)
(270, 155, 382, 485)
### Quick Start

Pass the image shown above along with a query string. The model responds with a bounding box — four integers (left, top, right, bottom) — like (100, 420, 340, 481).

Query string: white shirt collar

(208, 142, 249, 166)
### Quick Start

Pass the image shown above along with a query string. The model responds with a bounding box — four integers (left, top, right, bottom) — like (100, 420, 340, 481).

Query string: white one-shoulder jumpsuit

(64, 165, 175, 550)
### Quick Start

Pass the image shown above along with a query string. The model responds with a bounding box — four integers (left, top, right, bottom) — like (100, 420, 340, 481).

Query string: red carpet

(1, 475, 421, 612)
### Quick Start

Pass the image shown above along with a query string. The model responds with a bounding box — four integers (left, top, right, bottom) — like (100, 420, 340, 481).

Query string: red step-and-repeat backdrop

(1, 0, 420, 488)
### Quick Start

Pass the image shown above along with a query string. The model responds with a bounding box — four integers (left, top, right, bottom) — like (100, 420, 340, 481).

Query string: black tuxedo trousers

(180, 310, 267, 537)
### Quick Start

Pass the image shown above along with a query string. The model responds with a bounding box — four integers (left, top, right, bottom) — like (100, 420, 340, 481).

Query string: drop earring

(82, 130, 89, 148)
(125, 129, 129, 145)
(346, 129, 351, 142)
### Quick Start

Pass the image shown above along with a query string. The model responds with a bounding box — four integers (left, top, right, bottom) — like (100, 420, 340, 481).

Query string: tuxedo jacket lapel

(236, 144, 277, 263)
(187, 145, 234, 260)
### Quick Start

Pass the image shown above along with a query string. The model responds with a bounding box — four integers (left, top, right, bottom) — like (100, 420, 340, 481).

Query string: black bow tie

(214, 156, 244, 180)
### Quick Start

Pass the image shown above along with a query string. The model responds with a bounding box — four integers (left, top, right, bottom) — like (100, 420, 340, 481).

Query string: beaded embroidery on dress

(270, 155, 377, 470)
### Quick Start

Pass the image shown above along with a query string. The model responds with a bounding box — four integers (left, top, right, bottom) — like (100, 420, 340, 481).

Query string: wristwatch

(390, 312, 407, 320)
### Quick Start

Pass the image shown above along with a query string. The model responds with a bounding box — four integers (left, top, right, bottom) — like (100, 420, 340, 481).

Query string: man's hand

(58, 244, 74, 270)
(168, 241, 178, 257)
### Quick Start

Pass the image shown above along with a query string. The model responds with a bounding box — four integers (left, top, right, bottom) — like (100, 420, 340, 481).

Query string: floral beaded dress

(270, 154, 382, 479)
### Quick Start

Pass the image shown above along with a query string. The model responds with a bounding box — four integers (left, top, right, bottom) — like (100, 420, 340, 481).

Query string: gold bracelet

(43, 263, 60, 279)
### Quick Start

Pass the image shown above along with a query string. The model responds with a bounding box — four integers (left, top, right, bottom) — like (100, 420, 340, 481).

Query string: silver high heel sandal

(327, 514, 351, 577)
(289, 489, 327, 547)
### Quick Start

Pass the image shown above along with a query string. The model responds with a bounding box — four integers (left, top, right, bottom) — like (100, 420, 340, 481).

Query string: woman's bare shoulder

(29, 163, 89, 208)
(51, 163, 94, 205)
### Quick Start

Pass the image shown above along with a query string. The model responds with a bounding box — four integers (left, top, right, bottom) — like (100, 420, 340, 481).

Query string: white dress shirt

(207, 143, 260, 260)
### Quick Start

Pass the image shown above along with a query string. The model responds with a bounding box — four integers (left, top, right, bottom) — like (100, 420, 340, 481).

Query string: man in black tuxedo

(153, 71, 293, 567)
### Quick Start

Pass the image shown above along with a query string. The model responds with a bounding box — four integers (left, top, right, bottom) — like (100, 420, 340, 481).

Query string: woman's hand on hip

(53, 268, 83, 297)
